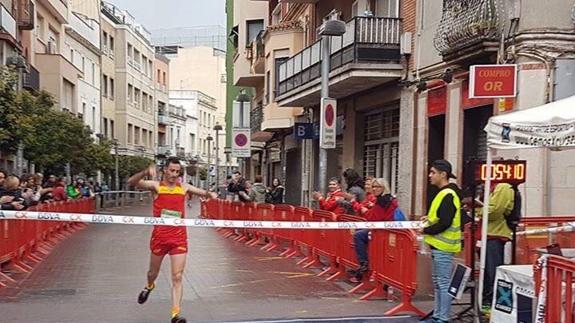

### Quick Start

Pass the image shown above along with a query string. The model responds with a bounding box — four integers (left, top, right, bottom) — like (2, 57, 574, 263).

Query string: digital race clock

(474, 160, 527, 185)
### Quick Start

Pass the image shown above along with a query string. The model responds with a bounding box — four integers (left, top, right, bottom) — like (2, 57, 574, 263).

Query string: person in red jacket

(350, 176, 376, 214)
(312, 177, 346, 215)
(349, 178, 398, 282)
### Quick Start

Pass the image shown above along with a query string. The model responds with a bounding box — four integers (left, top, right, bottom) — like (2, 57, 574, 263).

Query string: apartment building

(34, 0, 84, 115)
(101, 1, 156, 158)
(163, 45, 228, 179)
(64, 10, 101, 135)
(230, 0, 416, 206)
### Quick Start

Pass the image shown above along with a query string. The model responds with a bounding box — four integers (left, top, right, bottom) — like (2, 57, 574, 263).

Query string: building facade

(64, 10, 101, 135)
(230, 0, 416, 206)
(413, 0, 575, 216)
(164, 45, 229, 182)
(101, 1, 156, 158)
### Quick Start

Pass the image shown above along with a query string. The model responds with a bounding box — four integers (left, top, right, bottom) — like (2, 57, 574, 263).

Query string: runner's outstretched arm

(128, 165, 158, 192)
(185, 184, 217, 200)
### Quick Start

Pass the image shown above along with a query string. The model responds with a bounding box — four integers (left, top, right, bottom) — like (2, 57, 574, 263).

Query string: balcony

(276, 16, 403, 107)
(0, 4, 17, 40)
(23, 66, 40, 92)
(250, 30, 265, 75)
(16, 0, 34, 30)
(37, 0, 68, 23)
(157, 145, 171, 156)
(250, 104, 263, 134)
(433, 0, 503, 63)
(158, 113, 169, 125)
(36, 53, 82, 106)
(68, 12, 99, 49)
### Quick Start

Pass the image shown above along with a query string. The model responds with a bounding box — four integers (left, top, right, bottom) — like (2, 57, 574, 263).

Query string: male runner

(128, 157, 216, 323)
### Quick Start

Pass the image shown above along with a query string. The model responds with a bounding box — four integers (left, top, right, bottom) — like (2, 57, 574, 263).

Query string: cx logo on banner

(495, 279, 514, 314)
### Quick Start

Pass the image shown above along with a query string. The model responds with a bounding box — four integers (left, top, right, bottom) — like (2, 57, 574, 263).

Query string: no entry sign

(320, 97, 336, 149)
(232, 128, 251, 158)
(469, 64, 517, 98)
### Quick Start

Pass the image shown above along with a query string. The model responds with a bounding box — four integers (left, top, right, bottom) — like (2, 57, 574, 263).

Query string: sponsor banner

(490, 264, 536, 323)
(0, 210, 423, 230)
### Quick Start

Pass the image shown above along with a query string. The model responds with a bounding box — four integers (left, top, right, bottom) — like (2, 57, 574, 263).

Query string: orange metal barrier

(202, 199, 425, 317)
(0, 198, 95, 287)
(535, 255, 575, 323)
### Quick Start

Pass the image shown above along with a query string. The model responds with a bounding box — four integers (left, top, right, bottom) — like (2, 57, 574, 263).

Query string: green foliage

(0, 66, 117, 176)
(118, 155, 154, 181)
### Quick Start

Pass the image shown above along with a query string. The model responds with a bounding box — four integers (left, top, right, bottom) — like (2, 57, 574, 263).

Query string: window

(149, 132, 153, 148)
(190, 134, 196, 152)
(91, 63, 95, 84)
(143, 129, 148, 146)
(63, 79, 74, 111)
(375, 0, 399, 18)
(109, 36, 114, 52)
(128, 124, 133, 143)
(102, 75, 108, 97)
(162, 72, 167, 85)
(81, 102, 86, 121)
(142, 54, 147, 74)
(135, 89, 141, 107)
(102, 31, 108, 49)
(109, 78, 114, 99)
(103, 118, 108, 137)
(134, 126, 140, 145)
(246, 19, 264, 45)
(111, 120, 115, 139)
(128, 84, 133, 102)
(157, 69, 161, 84)
(363, 106, 400, 194)
(70, 49, 74, 63)
(47, 28, 58, 54)
(36, 15, 45, 40)
(149, 60, 153, 78)
(81, 57, 85, 72)
(274, 57, 288, 99)
(142, 93, 147, 112)
(128, 43, 133, 59)
(92, 106, 96, 130)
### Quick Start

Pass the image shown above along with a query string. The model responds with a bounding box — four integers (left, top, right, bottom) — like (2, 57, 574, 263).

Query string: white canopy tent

(478, 94, 575, 310)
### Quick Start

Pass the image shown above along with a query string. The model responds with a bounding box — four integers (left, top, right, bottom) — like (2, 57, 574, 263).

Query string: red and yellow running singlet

(150, 182, 187, 256)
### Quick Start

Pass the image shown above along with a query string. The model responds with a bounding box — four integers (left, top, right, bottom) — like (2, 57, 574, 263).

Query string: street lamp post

(318, 17, 346, 195)
(112, 139, 119, 191)
(206, 135, 213, 191)
(213, 123, 223, 196)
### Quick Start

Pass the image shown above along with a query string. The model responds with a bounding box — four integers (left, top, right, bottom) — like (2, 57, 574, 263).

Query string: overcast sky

(107, 0, 226, 31)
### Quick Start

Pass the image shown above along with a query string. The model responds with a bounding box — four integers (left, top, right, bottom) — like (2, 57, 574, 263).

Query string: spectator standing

(248, 175, 267, 203)
(312, 177, 346, 215)
(266, 178, 284, 204)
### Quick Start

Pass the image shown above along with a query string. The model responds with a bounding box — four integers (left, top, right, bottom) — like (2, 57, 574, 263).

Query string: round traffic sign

(325, 104, 335, 127)
(234, 133, 248, 147)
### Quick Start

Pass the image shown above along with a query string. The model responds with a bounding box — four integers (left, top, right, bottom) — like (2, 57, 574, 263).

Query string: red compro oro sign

(469, 64, 517, 98)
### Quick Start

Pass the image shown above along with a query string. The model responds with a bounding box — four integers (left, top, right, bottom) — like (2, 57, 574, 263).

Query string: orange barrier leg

(326, 265, 347, 282)
(0, 271, 17, 284)
(384, 291, 426, 317)
(359, 281, 387, 300)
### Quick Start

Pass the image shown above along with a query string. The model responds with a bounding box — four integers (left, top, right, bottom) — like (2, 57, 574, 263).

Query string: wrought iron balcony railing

(250, 104, 263, 134)
(23, 65, 40, 91)
(434, 0, 504, 55)
(17, 0, 34, 30)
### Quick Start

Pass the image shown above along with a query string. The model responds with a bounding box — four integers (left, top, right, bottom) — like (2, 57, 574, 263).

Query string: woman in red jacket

(350, 178, 398, 282)
(312, 177, 346, 215)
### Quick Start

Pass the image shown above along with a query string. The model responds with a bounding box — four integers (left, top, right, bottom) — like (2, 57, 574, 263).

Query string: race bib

(160, 209, 182, 218)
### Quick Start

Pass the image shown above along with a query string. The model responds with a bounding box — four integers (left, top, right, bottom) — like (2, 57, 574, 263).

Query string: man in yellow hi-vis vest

(421, 160, 462, 323)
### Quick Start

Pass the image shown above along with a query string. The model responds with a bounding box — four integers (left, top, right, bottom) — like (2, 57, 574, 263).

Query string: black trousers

(483, 238, 506, 305)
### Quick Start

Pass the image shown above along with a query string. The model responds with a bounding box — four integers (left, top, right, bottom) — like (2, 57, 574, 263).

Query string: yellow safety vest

(424, 188, 462, 253)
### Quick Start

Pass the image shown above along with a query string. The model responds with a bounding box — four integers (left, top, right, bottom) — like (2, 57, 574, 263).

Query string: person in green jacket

(476, 182, 515, 310)
(66, 179, 81, 199)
